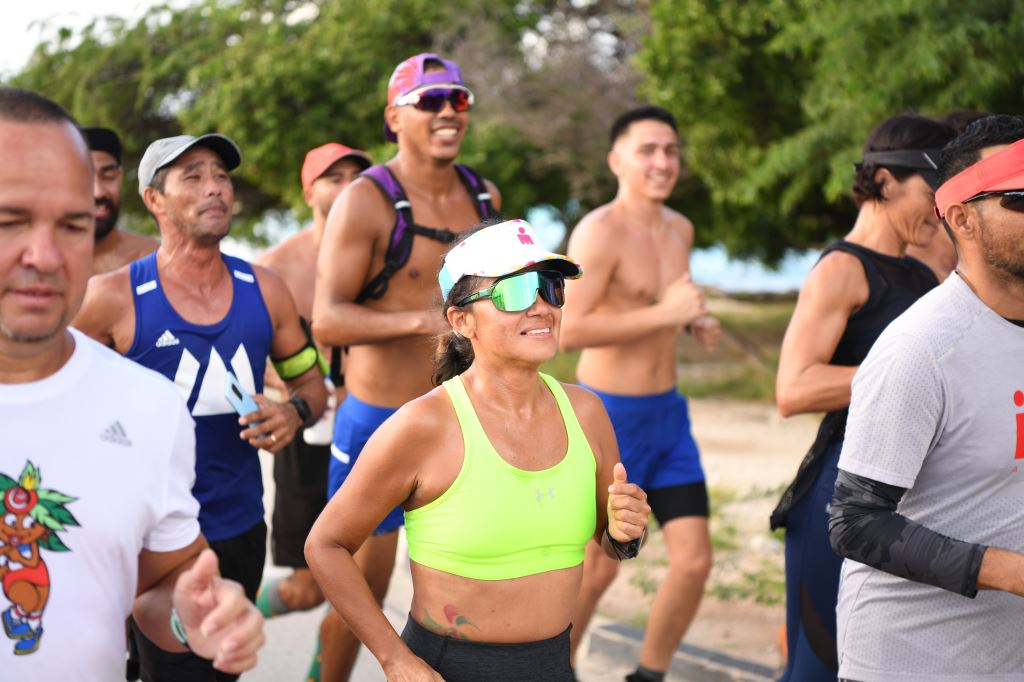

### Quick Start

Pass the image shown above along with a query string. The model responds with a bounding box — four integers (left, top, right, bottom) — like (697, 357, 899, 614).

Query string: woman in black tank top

(771, 114, 955, 682)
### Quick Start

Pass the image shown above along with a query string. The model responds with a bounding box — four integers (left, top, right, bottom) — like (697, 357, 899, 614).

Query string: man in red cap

(254, 142, 370, 679)
(829, 115, 1024, 681)
(311, 53, 500, 681)
(80, 126, 159, 274)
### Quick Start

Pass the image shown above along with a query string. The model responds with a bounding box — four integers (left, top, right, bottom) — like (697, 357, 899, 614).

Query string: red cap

(935, 138, 1024, 218)
(301, 143, 371, 191)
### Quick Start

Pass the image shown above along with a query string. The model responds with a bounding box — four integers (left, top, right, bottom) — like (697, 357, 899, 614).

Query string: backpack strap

(454, 163, 496, 219)
(356, 164, 494, 303)
(356, 165, 416, 303)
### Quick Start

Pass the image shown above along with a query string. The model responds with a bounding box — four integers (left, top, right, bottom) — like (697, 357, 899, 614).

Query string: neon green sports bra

(404, 372, 597, 581)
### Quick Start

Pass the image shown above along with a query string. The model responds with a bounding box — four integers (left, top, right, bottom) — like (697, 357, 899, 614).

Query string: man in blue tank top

(311, 53, 501, 681)
(74, 133, 327, 682)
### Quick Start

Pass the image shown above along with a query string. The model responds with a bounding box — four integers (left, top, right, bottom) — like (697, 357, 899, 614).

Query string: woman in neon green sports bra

(306, 218, 651, 682)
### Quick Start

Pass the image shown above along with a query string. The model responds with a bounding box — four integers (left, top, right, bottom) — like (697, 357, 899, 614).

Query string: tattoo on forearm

(422, 605, 480, 640)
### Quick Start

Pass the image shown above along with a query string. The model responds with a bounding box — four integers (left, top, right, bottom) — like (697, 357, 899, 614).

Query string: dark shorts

(400, 615, 574, 682)
(585, 385, 708, 521)
(130, 520, 267, 682)
(329, 393, 402, 534)
(271, 436, 330, 568)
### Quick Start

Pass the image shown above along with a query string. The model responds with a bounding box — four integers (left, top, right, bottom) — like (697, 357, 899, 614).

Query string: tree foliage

(638, 0, 1024, 262)
(11, 1, 1022, 260)
(10, 0, 642, 241)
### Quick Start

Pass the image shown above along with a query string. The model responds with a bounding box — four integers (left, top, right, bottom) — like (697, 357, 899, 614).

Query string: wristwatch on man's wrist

(288, 395, 315, 428)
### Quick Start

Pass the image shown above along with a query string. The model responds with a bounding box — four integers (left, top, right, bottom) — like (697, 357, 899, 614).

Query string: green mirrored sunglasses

(456, 270, 566, 312)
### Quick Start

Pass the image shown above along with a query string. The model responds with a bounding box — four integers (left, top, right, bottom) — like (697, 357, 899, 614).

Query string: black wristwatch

(288, 396, 315, 429)
(605, 526, 646, 560)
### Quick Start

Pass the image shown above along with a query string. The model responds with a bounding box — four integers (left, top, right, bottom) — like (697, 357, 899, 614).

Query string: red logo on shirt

(1015, 390, 1024, 460)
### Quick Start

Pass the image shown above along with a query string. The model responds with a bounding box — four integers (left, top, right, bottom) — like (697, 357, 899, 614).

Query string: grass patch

(541, 350, 579, 384)
(679, 365, 777, 401)
(541, 297, 791, 402)
(707, 560, 786, 606)
(629, 566, 660, 597)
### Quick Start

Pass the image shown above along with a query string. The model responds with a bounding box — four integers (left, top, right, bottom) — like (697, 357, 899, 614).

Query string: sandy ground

(591, 399, 820, 676)
(248, 398, 820, 681)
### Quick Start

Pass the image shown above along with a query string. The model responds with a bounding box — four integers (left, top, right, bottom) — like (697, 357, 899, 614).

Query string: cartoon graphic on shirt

(0, 461, 79, 656)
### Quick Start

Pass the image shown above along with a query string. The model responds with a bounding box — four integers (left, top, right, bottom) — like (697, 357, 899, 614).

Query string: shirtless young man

(254, 142, 370, 677)
(312, 53, 499, 681)
(560, 106, 721, 682)
(80, 127, 159, 274)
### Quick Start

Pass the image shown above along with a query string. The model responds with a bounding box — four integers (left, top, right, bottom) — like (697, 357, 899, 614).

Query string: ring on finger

(270, 433, 278, 444)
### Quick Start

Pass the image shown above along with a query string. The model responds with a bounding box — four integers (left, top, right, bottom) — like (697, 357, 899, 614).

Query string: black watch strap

(288, 396, 315, 429)
(605, 526, 645, 560)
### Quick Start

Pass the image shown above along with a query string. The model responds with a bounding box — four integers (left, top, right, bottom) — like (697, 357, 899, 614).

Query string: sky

(2, 2, 816, 291)
(0, 2, 160, 77)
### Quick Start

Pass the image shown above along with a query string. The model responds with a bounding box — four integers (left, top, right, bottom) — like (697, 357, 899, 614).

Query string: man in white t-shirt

(0, 87, 264, 678)
(829, 114, 1024, 681)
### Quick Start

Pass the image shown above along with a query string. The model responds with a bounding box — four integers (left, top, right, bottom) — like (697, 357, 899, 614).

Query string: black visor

(855, 148, 944, 190)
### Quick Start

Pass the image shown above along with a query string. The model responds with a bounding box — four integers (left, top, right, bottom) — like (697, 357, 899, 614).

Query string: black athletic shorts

(271, 436, 330, 568)
(401, 615, 574, 682)
(647, 480, 710, 524)
(130, 520, 267, 682)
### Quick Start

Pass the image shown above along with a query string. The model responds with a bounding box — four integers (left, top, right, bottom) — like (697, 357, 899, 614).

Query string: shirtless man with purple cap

(311, 53, 500, 681)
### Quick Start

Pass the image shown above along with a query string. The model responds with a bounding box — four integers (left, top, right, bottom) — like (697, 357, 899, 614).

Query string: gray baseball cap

(137, 133, 242, 196)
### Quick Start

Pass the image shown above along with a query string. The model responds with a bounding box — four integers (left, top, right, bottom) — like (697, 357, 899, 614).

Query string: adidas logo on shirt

(156, 330, 180, 348)
(100, 421, 132, 447)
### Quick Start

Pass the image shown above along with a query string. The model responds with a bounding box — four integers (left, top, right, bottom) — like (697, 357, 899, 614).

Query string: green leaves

(38, 531, 71, 553)
(31, 498, 81, 532)
(638, 0, 1024, 261)
(13, 1, 1020, 259)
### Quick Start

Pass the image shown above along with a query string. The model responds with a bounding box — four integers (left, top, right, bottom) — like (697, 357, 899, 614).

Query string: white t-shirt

(837, 273, 1024, 681)
(0, 328, 200, 680)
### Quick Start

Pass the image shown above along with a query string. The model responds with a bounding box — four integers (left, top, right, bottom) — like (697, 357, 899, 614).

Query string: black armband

(828, 469, 986, 598)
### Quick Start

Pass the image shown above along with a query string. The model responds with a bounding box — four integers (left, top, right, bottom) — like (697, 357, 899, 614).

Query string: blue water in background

(233, 206, 818, 295)
(526, 206, 817, 294)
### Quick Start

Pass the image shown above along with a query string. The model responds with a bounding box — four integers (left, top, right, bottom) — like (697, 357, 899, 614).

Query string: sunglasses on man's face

(963, 189, 1024, 213)
(456, 271, 566, 312)
(395, 87, 474, 113)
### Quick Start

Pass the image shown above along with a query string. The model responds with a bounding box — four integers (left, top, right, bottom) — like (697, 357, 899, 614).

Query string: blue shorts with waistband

(329, 393, 403, 535)
(583, 385, 705, 491)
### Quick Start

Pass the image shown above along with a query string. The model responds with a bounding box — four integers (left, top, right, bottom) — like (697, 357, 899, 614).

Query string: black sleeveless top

(827, 241, 938, 366)
(770, 240, 938, 529)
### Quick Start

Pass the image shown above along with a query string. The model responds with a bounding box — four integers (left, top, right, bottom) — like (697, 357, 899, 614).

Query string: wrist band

(605, 525, 646, 561)
(170, 607, 190, 650)
(288, 395, 316, 429)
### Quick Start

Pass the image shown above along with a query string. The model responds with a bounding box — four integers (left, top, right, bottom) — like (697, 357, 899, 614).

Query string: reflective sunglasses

(394, 87, 474, 113)
(456, 271, 565, 312)
(963, 189, 1024, 213)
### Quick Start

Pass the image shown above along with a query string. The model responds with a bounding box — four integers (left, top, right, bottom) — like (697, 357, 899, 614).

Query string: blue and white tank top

(127, 252, 273, 541)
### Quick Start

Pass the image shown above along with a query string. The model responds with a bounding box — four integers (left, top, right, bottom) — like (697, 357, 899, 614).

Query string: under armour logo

(535, 487, 555, 502)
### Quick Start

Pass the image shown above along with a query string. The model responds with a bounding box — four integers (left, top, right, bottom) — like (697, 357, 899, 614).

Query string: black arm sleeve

(828, 469, 987, 598)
